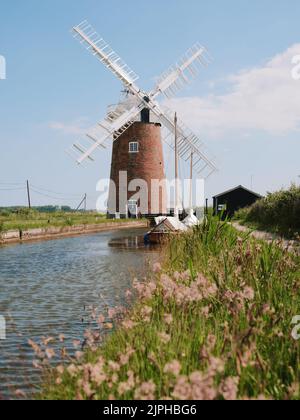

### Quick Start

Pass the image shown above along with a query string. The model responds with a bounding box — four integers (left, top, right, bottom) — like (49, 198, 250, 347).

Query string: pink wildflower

(28, 339, 41, 356)
(134, 381, 156, 400)
(153, 262, 162, 273)
(97, 314, 105, 326)
(118, 371, 135, 396)
(119, 347, 135, 366)
(57, 365, 65, 375)
(45, 348, 56, 360)
(42, 336, 55, 346)
(158, 332, 171, 344)
(242, 286, 255, 301)
(164, 360, 181, 376)
(201, 306, 210, 317)
(164, 313, 173, 325)
(67, 364, 78, 377)
(219, 377, 239, 400)
(90, 364, 106, 386)
(122, 320, 137, 330)
(108, 308, 116, 319)
(172, 376, 192, 400)
(108, 361, 121, 372)
(82, 382, 94, 398)
(15, 389, 27, 398)
(32, 360, 41, 369)
(111, 374, 119, 384)
(125, 289, 132, 298)
(75, 351, 84, 361)
(141, 306, 153, 322)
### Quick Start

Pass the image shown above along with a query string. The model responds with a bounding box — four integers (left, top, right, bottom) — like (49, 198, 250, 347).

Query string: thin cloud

(48, 117, 90, 136)
(165, 44, 300, 138)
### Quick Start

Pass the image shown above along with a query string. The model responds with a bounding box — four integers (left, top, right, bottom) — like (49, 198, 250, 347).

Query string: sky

(0, 0, 300, 209)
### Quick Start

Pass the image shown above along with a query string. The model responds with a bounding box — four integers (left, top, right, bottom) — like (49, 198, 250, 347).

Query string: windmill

(68, 20, 217, 218)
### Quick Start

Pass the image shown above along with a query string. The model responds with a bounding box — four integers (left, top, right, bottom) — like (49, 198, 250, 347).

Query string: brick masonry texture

(108, 122, 167, 215)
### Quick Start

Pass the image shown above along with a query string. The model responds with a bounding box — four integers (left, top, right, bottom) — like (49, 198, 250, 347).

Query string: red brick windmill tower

(68, 21, 217, 217)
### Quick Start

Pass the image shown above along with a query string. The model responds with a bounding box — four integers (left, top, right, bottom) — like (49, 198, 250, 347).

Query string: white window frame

(129, 141, 139, 153)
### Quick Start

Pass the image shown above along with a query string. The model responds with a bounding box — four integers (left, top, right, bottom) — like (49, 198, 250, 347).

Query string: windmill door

(128, 200, 138, 218)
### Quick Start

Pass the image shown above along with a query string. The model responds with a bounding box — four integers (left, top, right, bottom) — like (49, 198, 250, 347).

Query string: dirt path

(232, 222, 300, 254)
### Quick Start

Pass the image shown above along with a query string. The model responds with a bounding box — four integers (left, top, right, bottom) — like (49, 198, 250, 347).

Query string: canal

(0, 228, 158, 399)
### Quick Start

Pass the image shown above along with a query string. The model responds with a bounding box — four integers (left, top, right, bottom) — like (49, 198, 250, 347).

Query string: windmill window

(129, 142, 139, 153)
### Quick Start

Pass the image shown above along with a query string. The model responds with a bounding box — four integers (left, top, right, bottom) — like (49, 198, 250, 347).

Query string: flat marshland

(0, 209, 134, 232)
(37, 216, 300, 400)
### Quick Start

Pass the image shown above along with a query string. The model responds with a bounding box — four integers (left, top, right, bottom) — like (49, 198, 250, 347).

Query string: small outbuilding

(213, 185, 262, 219)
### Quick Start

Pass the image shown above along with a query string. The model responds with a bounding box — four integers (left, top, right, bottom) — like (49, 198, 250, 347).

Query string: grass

(0, 209, 140, 233)
(235, 185, 300, 239)
(37, 216, 300, 400)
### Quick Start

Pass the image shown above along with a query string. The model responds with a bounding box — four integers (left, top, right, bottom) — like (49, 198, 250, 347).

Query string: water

(0, 228, 157, 399)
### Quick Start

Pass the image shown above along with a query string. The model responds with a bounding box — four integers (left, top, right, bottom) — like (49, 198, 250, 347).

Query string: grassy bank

(37, 216, 300, 400)
(235, 185, 300, 238)
(0, 209, 135, 232)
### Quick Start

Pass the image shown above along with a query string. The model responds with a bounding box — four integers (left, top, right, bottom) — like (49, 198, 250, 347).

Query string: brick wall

(108, 122, 167, 216)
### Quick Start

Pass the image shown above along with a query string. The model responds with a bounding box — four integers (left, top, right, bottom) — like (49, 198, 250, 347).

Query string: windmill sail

(69, 20, 217, 178)
(72, 20, 139, 87)
(68, 104, 143, 164)
(150, 44, 211, 100)
(149, 106, 217, 178)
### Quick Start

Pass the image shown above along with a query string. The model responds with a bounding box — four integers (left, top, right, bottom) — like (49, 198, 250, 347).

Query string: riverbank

(0, 220, 148, 245)
(38, 216, 300, 400)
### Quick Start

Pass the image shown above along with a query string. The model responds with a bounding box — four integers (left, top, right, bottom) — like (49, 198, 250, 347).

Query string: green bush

(235, 185, 300, 237)
(64, 218, 74, 227)
(0, 210, 11, 217)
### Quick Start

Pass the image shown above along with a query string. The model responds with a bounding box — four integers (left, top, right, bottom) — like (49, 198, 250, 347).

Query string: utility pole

(76, 194, 87, 212)
(84, 194, 87, 212)
(174, 112, 179, 219)
(26, 180, 31, 209)
(189, 151, 194, 210)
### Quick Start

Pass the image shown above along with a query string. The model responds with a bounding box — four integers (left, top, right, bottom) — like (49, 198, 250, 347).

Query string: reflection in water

(108, 233, 158, 251)
(0, 228, 158, 399)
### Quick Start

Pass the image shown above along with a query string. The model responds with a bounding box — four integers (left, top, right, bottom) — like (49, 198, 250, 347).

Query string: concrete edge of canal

(0, 221, 149, 245)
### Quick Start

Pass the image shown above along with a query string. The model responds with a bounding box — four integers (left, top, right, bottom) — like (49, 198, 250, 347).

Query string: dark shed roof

(213, 185, 262, 199)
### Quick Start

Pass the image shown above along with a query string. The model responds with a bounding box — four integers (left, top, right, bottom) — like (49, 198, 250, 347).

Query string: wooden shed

(213, 185, 262, 219)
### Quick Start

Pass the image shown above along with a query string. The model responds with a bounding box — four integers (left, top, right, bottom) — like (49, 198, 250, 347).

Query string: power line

(0, 181, 97, 207)
(0, 182, 24, 186)
(30, 184, 84, 198)
(30, 187, 78, 203)
(0, 187, 26, 191)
